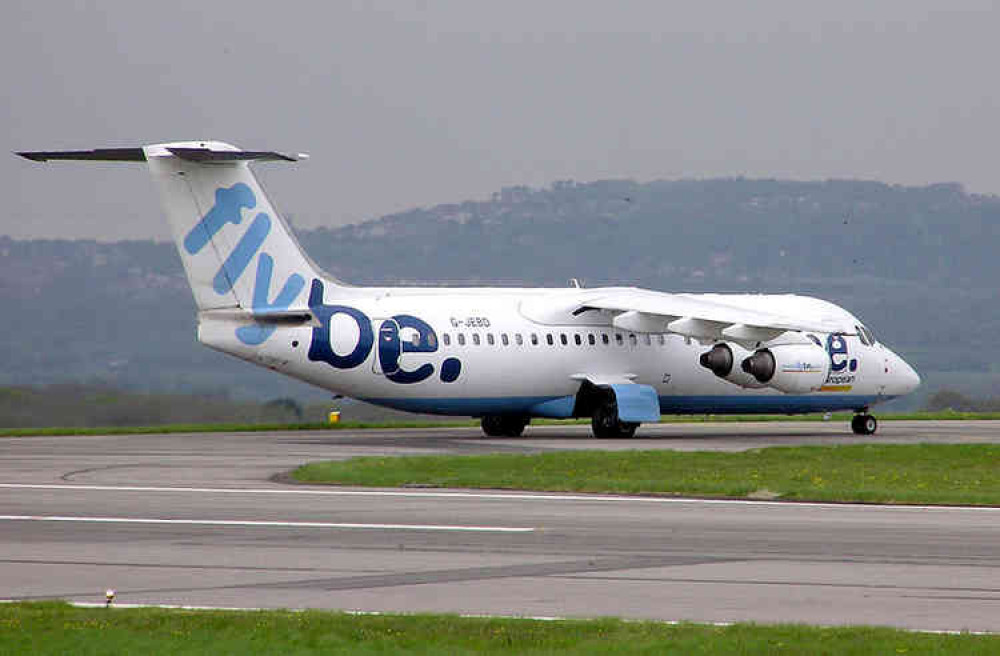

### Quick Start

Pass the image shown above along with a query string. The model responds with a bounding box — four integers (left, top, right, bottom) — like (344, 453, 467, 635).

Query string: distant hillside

(4, 178, 999, 407)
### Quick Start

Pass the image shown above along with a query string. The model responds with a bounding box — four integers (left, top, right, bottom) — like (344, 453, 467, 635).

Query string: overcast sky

(4, 1, 999, 240)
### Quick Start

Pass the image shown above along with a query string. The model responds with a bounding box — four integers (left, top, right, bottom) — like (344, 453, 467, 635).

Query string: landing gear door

(372, 319, 401, 375)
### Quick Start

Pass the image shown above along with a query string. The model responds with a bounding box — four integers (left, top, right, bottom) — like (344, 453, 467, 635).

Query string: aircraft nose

(891, 352, 921, 396)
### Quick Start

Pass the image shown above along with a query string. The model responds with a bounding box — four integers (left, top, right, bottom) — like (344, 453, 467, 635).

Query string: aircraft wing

(574, 288, 846, 342)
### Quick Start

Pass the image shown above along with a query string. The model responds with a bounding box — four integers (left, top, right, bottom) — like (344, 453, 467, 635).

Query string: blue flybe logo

(184, 183, 305, 346)
(825, 333, 857, 385)
(186, 184, 461, 384)
(306, 279, 462, 384)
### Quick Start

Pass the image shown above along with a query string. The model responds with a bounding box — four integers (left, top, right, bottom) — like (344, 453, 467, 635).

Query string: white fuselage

(200, 281, 920, 418)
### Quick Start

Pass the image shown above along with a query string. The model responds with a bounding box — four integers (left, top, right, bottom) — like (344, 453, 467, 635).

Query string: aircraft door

(372, 319, 401, 375)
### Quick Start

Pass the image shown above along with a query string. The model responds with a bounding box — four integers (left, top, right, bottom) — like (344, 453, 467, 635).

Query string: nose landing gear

(851, 413, 878, 435)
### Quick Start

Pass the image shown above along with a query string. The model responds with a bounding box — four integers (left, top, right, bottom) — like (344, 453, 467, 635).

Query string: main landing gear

(481, 415, 530, 437)
(851, 412, 878, 435)
(591, 400, 638, 439)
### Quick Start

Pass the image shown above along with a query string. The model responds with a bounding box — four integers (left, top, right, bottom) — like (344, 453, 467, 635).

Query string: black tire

(501, 416, 529, 437)
(481, 415, 529, 437)
(591, 402, 637, 438)
(481, 415, 506, 437)
(851, 414, 878, 435)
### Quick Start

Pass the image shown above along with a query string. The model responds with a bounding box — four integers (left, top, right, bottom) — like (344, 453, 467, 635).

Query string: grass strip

(0, 602, 995, 655)
(293, 443, 1000, 506)
(3, 411, 1000, 437)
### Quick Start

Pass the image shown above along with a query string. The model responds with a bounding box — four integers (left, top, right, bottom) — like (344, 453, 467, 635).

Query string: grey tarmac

(1, 420, 998, 632)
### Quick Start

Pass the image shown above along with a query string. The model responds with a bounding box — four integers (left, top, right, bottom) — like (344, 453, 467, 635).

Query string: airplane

(17, 141, 921, 438)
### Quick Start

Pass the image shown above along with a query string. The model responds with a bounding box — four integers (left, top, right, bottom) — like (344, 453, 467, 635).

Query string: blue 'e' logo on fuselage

(306, 279, 461, 384)
(826, 333, 858, 373)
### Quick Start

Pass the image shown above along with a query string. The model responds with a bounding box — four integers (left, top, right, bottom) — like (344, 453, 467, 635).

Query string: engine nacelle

(741, 343, 830, 394)
(699, 342, 768, 389)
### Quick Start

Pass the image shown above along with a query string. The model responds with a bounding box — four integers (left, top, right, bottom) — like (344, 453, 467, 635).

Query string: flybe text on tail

(186, 182, 306, 345)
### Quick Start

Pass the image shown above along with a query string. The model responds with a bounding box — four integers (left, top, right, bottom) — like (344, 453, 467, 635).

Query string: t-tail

(18, 142, 340, 345)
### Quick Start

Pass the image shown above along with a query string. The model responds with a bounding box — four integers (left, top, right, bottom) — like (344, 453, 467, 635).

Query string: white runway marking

(0, 515, 534, 533)
(1, 482, 997, 512)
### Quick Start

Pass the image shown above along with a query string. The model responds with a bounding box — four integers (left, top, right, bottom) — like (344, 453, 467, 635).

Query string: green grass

(3, 411, 999, 437)
(294, 443, 1000, 506)
(0, 602, 994, 655)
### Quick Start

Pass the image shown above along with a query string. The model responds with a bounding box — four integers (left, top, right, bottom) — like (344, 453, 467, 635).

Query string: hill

(3, 177, 998, 408)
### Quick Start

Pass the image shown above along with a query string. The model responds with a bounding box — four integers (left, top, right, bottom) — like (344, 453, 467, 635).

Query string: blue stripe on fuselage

(361, 394, 885, 417)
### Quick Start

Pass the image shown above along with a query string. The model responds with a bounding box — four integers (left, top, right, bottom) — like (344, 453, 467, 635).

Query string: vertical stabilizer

(142, 141, 320, 313)
(17, 140, 350, 350)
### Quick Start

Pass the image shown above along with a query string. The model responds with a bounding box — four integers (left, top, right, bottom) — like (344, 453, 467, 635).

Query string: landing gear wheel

(591, 402, 639, 439)
(502, 416, 529, 437)
(480, 415, 529, 437)
(851, 414, 878, 435)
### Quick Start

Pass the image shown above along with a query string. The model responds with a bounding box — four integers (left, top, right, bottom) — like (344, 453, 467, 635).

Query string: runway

(1, 421, 998, 631)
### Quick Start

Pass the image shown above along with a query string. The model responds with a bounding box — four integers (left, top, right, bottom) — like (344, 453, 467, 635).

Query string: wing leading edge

(574, 288, 850, 343)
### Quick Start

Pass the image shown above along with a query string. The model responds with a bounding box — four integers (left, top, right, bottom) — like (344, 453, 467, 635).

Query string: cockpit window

(856, 324, 876, 346)
(807, 334, 822, 347)
(855, 325, 869, 346)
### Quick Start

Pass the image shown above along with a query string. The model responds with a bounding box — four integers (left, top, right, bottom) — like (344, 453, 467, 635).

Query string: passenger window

(615, 333, 624, 346)
(443, 333, 451, 347)
(546, 334, 554, 346)
(560, 333, 568, 346)
(457, 333, 466, 346)
(588, 334, 596, 346)
(658, 334, 665, 346)
(516, 333, 524, 346)
(472, 333, 481, 346)
(531, 333, 539, 346)
(427, 333, 437, 348)
(501, 333, 509, 346)
(602, 333, 610, 345)
(487, 333, 495, 346)
(629, 334, 637, 346)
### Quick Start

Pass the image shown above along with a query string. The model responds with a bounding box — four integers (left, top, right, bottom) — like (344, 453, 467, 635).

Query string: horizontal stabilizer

(16, 139, 325, 319)
(165, 148, 303, 163)
(16, 148, 146, 162)
(17, 145, 306, 164)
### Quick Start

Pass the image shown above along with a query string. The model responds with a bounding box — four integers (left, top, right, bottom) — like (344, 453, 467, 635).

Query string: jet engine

(740, 343, 830, 394)
(699, 342, 768, 389)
